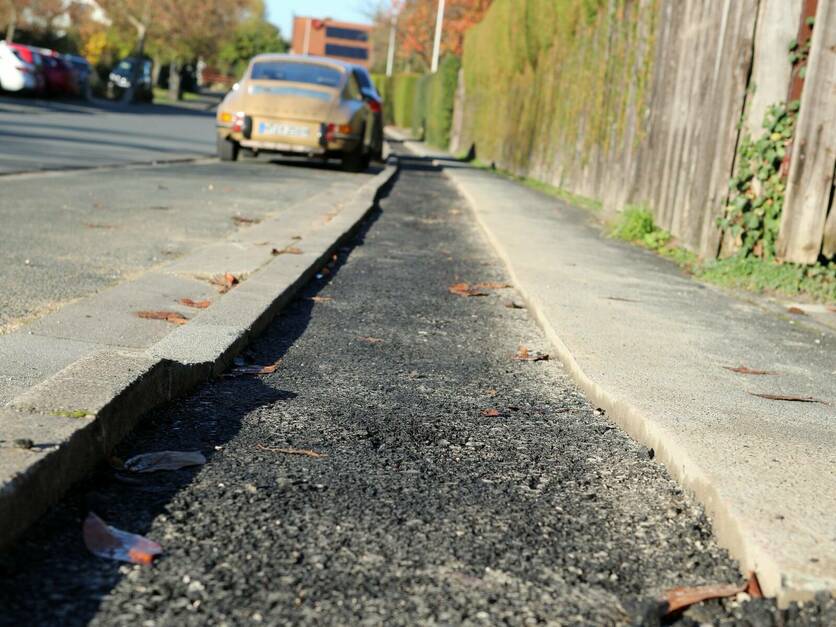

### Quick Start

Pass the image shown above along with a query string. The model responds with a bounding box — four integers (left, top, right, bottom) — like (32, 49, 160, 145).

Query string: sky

(265, 1, 374, 39)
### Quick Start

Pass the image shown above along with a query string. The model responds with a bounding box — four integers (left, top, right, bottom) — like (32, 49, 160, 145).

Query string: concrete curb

(0, 158, 398, 550)
(392, 134, 834, 605)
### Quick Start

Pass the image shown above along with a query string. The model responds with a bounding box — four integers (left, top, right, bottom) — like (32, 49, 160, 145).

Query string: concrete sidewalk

(394, 133, 835, 603)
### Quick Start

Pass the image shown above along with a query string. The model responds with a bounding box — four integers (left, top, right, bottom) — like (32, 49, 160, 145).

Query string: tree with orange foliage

(398, 0, 492, 70)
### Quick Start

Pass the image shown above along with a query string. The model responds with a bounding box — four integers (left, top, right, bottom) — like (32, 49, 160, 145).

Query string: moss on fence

(460, 0, 659, 172)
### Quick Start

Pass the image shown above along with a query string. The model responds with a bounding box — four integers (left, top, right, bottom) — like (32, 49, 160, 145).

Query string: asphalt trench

(1, 154, 833, 626)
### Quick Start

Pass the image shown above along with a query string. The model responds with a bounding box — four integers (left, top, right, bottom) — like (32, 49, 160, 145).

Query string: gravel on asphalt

(0, 153, 833, 626)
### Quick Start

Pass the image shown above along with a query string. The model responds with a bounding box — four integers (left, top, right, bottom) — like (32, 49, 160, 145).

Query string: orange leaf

(306, 296, 333, 303)
(723, 365, 775, 375)
(209, 273, 239, 293)
(514, 346, 549, 362)
(273, 245, 303, 255)
(136, 310, 189, 325)
(448, 282, 488, 297)
(786, 306, 805, 315)
(358, 336, 384, 344)
(230, 357, 282, 376)
(481, 408, 501, 417)
(660, 572, 760, 617)
(179, 298, 211, 309)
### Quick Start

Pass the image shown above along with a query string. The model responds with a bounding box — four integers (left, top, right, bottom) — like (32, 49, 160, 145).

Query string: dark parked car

(352, 65, 384, 161)
(107, 56, 153, 102)
(65, 54, 93, 98)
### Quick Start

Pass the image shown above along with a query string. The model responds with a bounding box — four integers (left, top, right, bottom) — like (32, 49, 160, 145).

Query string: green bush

(391, 73, 420, 129)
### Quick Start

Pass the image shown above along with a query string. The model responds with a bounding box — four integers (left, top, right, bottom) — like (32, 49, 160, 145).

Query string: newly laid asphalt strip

(1, 153, 833, 625)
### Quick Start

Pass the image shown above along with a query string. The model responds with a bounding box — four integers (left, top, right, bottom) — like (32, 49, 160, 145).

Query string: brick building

(290, 17, 372, 68)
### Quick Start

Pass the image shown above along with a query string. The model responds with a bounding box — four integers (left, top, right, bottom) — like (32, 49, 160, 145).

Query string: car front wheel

(217, 135, 239, 162)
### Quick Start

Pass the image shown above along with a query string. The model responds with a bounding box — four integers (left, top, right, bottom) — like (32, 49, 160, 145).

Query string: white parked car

(0, 41, 38, 92)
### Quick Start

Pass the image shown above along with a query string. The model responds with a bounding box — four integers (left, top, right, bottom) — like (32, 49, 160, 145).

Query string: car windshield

(250, 61, 342, 87)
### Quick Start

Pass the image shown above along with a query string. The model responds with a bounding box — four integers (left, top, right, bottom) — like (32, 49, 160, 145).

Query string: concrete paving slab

(21, 272, 216, 349)
(396, 137, 836, 603)
(0, 335, 98, 406)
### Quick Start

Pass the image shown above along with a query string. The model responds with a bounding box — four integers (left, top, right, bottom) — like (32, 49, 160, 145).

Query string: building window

(324, 44, 369, 60)
(325, 26, 369, 42)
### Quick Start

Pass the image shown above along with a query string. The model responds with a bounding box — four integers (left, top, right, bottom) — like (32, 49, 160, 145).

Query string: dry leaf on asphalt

(256, 444, 327, 459)
(209, 272, 239, 293)
(230, 358, 282, 376)
(136, 310, 189, 325)
(358, 336, 384, 344)
(179, 298, 211, 309)
(723, 365, 775, 375)
(660, 573, 761, 617)
(514, 346, 549, 362)
(232, 216, 259, 225)
(749, 392, 826, 404)
(481, 408, 502, 417)
(474, 281, 512, 290)
(448, 282, 488, 297)
(83, 513, 162, 565)
(485, 388, 497, 397)
(273, 245, 303, 255)
(124, 450, 206, 473)
(306, 296, 333, 303)
(786, 306, 805, 315)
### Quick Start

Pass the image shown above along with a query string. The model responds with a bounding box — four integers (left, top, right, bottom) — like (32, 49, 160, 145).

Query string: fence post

(776, 0, 836, 264)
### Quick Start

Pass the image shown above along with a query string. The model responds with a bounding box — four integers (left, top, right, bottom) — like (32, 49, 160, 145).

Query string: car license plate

(258, 121, 309, 138)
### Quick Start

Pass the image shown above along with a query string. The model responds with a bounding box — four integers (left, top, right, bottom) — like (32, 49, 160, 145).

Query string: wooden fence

(451, 0, 836, 264)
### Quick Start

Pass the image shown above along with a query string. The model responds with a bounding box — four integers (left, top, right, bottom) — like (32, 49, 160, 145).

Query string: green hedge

(372, 56, 461, 149)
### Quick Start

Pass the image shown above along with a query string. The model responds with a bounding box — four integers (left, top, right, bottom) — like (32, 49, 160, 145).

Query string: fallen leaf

(723, 365, 775, 375)
(660, 573, 761, 617)
(124, 450, 206, 473)
(787, 306, 805, 315)
(504, 301, 525, 309)
(230, 358, 282, 376)
(83, 513, 162, 565)
(827, 305, 836, 313)
(358, 336, 384, 344)
(485, 388, 497, 397)
(750, 392, 826, 404)
(179, 298, 211, 309)
(209, 273, 239, 293)
(319, 266, 331, 276)
(449, 282, 488, 297)
(745, 572, 764, 598)
(474, 281, 512, 290)
(605, 296, 639, 303)
(514, 346, 549, 362)
(256, 444, 327, 459)
(136, 310, 189, 325)
(273, 245, 303, 255)
(306, 296, 333, 303)
(481, 408, 501, 417)
(291, 235, 302, 240)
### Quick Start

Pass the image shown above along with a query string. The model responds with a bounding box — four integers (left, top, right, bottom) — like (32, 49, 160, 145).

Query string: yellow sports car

(216, 54, 381, 172)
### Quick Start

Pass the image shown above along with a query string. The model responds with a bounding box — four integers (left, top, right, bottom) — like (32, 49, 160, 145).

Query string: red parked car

(38, 48, 77, 96)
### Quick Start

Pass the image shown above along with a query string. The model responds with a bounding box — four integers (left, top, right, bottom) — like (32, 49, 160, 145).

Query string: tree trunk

(168, 62, 183, 101)
(5, 3, 16, 43)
